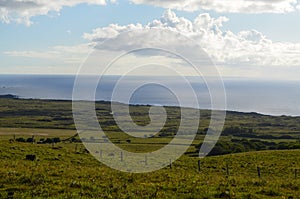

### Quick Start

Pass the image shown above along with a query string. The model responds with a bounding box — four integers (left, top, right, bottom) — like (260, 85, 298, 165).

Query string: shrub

(44, 138, 53, 144)
(16, 137, 26, 142)
(25, 154, 36, 161)
(53, 137, 61, 143)
(26, 138, 35, 143)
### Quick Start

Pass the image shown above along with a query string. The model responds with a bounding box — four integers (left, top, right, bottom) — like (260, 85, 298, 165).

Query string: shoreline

(0, 94, 298, 118)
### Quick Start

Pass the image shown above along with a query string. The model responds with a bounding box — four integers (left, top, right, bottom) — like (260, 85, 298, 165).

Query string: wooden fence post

(52, 138, 55, 147)
(257, 167, 261, 179)
(198, 160, 201, 172)
(226, 162, 229, 176)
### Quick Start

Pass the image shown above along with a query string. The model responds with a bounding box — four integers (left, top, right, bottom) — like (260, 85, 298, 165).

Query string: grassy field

(0, 135, 299, 198)
(1, 98, 300, 136)
(0, 98, 300, 198)
(1, 98, 300, 155)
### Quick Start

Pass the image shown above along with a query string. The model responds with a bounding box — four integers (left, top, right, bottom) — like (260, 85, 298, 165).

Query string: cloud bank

(83, 9, 300, 67)
(1, 0, 300, 26)
(0, 0, 114, 26)
(131, 0, 300, 14)
(5, 9, 300, 78)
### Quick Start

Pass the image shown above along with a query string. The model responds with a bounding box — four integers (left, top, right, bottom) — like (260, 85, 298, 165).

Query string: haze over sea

(1, 75, 300, 116)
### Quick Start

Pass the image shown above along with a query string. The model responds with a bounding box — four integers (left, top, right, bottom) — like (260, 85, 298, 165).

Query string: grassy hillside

(0, 98, 300, 198)
(1, 98, 300, 156)
(0, 137, 299, 198)
(1, 98, 300, 135)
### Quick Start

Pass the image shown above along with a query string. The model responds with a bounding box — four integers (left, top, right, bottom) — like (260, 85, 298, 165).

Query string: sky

(1, 0, 300, 80)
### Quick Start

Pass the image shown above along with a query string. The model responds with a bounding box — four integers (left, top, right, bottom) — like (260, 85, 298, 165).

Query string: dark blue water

(0, 74, 300, 116)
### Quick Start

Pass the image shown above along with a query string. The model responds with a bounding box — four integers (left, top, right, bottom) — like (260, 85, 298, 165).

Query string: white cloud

(1, 0, 300, 26)
(6, 10, 300, 77)
(83, 9, 300, 68)
(0, 0, 113, 26)
(131, 0, 300, 14)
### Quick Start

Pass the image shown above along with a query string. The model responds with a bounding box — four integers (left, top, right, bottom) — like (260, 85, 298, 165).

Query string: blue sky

(1, 0, 300, 79)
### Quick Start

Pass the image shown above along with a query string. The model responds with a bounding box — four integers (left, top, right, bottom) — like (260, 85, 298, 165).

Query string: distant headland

(0, 94, 19, 99)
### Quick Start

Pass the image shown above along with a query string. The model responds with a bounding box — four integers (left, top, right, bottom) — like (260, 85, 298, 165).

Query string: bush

(16, 137, 26, 142)
(198, 138, 297, 156)
(26, 138, 35, 143)
(25, 154, 36, 161)
(53, 137, 61, 143)
(44, 138, 53, 144)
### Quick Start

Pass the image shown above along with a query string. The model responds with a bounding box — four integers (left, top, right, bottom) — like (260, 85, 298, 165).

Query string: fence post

(120, 151, 123, 162)
(169, 159, 172, 169)
(226, 162, 229, 176)
(145, 155, 147, 166)
(52, 138, 55, 147)
(198, 160, 201, 172)
(257, 166, 261, 179)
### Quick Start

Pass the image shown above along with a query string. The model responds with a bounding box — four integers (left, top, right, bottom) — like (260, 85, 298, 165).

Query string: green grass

(0, 128, 76, 140)
(1, 98, 300, 136)
(0, 138, 299, 198)
(1, 98, 300, 198)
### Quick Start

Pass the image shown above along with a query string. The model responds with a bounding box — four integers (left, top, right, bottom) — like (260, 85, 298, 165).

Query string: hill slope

(0, 139, 299, 198)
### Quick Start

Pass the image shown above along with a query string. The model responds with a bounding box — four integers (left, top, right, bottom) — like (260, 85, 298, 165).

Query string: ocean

(0, 74, 300, 116)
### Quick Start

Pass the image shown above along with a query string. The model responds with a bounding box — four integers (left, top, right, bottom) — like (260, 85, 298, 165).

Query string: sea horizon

(1, 74, 300, 117)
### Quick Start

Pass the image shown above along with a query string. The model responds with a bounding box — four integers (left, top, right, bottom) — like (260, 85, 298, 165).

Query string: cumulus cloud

(0, 0, 113, 26)
(83, 9, 300, 67)
(131, 0, 300, 14)
(6, 9, 300, 77)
